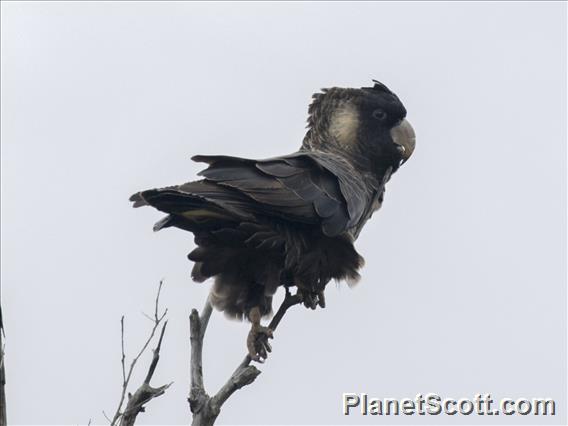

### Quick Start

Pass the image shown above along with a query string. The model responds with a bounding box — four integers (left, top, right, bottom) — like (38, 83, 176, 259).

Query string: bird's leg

(246, 306, 273, 363)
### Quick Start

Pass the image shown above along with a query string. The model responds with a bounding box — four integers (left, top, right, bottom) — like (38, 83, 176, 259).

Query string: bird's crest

(303, 80, 391, 150)
(366, 79, 393, 94)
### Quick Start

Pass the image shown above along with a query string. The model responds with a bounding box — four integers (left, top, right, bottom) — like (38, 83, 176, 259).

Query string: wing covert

(192, 152, 370, 237)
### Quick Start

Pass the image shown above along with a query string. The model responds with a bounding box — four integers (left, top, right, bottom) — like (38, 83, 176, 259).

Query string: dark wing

(304, 152, 371, 230)
(131, 152, 370, 237)
(194, 152, 372, 236)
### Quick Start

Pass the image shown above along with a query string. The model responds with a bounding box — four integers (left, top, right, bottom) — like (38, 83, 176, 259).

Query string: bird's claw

(247, 324, 273, 363)
(298, 289, 326, 310)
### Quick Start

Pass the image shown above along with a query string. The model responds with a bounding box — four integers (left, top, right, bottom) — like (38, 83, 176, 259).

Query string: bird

(130, 80, 415, 361)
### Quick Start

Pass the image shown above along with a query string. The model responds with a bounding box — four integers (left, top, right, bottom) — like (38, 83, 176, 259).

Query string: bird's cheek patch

(329, 104, 360, 146)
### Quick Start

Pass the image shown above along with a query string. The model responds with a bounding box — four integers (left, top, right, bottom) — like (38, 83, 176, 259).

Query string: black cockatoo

(130, 80, 415, 361)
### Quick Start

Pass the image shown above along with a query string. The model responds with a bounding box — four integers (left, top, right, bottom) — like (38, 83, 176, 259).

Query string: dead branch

(107, 280, 171, 426)
(0, 302, 6, 426)
(188, 289, 302, 426)
(120, 321, 172, 426)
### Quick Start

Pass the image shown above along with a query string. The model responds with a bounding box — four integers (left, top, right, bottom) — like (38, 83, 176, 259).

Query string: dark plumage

(130, 80, 415, 360)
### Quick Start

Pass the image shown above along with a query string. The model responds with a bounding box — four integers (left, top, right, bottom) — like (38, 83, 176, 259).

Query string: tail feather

(152, 215, 174, 232)
(129, 181, 256, 233)
(129, 192, 148, 208)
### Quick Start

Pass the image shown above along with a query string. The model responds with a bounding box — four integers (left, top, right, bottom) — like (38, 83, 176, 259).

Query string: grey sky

(1, 1, 566, 425)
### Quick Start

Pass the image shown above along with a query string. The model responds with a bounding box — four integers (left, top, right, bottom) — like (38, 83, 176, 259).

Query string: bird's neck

(301, 131, 396, 187)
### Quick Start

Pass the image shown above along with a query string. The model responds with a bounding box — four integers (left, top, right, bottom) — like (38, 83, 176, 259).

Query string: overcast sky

(1, 2, 566, 425)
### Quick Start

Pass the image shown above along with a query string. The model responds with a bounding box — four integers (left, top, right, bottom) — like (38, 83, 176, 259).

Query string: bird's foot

(247, 306, 273, 363)
(297, 289, 326, 310)
(247, 323, 273, 363)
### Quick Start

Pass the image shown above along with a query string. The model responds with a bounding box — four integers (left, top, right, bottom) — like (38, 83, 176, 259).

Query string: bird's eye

(372, 109, 387, 121)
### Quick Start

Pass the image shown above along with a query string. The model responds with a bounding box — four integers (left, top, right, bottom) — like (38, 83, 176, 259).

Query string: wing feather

(193, 152, 370, 236)
(131, 153, 371, 237)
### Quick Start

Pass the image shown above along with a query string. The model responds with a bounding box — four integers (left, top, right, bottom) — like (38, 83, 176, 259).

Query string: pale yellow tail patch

(181, 209, 227, 220)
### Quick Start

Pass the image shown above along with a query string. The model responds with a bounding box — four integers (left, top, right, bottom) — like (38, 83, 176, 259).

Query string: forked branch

(107, 280, 172, 426)
(188, 289, 302, 426)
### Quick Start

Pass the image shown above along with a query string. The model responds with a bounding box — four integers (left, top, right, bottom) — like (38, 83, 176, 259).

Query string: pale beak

(390, 119, 416, 165)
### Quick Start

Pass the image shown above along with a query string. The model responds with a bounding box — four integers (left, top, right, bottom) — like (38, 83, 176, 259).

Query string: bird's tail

(129, 180, 255, 232)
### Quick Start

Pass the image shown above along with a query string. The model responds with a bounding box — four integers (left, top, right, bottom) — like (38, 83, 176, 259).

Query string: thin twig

(153, 280, 164, 322)
(120, 317, 126, 385)
(198, 301, 212, 340)
(120, 321, 173, 426)
(108, 281, 170, 426)
(141, 312, 154, 323)
(143, 321, 168, 385)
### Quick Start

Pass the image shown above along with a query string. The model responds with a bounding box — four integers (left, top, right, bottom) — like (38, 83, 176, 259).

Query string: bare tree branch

(107, 280, 171, 426)
(189, 298, 213, 394)
(188, 300, 212, 420)
(120, 317, 126, 386)
(188, 288, 302, 425)
(120, 321, 172, 426)
(0, 302, 6, 426)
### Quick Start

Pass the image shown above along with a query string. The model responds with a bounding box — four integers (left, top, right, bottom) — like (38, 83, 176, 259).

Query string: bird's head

(302, 80, 415, 173)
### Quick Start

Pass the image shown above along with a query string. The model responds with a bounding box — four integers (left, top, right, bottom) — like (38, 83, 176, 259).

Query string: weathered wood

(120, 322, 172, 426)
(188, 290, 302, 425)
